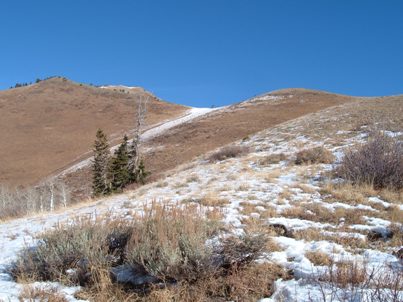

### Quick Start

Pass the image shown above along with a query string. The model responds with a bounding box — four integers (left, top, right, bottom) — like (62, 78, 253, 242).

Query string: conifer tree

(109, 135, 130, 192)
(92, 129, 110, 196)
(128, 138, 138, 182)
(136, 159, 149, 184)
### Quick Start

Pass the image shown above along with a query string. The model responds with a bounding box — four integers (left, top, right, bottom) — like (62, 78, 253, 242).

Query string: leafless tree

(129, 94, 149, 179)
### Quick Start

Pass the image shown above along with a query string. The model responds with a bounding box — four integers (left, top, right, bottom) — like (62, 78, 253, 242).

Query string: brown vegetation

(63, 88, 356, 200)
(336, 132, 403, 190)
(0, 77, 186, 186)
(295, 146, 335, 165)
(11, 202, 284, 301)
(208, 145, 249, 162)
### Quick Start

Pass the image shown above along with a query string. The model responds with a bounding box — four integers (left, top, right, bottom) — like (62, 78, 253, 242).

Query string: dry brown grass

(239, 202, 259, 216)
(64, 88, 356, 201)
(305, 251, 332, 266)
(310, 259, 403, 302)
(208, 145, 249, 162)
(295, 146, 335, 165)
(12, 201, 283, 301)
(0, 77, 186, 187)
(293, 228, 367, 250)
(257, 153, 287, 166)
(321, 260, 367, 288)
(321, 183, 375, 205)
(265, 168, 283, 183)
(19, 285, 68, 302)
(198, 194, 230, 207)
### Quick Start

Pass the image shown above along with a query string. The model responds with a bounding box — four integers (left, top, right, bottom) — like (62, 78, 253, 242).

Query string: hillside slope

(0, 95, 401, 301)
(0, 78, 187, 186)
(62, 88, 357, 199)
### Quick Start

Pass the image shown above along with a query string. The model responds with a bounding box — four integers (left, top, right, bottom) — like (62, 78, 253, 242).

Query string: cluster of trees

(11, 82, 31, 88)
(10, 76, 68, 89)
(0, 181, 70, 220)
(92, 129, 148, 196)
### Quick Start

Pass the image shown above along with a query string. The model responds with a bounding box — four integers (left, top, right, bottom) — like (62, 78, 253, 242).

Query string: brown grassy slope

(63, 89, 357, 199)
(0, 78, 187, 186)
(143, 89, 355, 176)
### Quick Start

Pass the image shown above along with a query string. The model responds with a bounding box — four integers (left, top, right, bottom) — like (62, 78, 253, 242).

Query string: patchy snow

(1, 100, 402, 301)
(268, 217, 334, 230)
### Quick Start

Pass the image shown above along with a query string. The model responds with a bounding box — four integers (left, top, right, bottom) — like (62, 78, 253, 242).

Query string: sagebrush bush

(11, 202, 282, 301)
(337, 133, 403, 190)
(208, 145, 249, 162)
(295, 146, 335, 165)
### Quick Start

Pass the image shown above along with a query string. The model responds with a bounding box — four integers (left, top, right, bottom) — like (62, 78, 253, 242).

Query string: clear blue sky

(1, 1, 402, 107)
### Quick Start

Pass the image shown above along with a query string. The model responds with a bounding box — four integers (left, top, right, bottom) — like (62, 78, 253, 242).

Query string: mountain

(0, 77, 187, 186)
(0, 91, 401, 301)
(60, 87, 359, 199)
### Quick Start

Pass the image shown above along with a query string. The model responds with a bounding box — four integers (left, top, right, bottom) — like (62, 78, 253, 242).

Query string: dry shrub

(199, 194, 230, 207)
(311, 260, 403, 302)
(336, 132, 403, 190)
(208, 145, 249, 162)
(125, 204, 220, 283)
(305, 251, 332, 266)
(19, 285, 68, 302)
(293, 228, 367, 250)
(11, 215, 129, 285)
(321, 183, 373, 205)
(295, 146, 335, 165)
(11, 203, 280, 301)
(320, 261, 367, 289)
(258, 153, 287, 166)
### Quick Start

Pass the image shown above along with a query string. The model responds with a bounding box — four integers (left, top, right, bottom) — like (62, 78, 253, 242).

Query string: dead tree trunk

(129, 94, 149, 181)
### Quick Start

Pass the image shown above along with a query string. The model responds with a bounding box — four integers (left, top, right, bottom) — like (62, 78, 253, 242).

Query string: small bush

(305, 251, 332, 266)
(295, 146, 335, 165)
(11, 203, 281, 301)
(208, 145, 249, 162)
(258, 153, 287, 166)
(336, 133, 403, 190)
(310, 260, 403, 302)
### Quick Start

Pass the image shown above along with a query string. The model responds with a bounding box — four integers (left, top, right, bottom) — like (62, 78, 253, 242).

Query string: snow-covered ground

(0, 104, 402, 301)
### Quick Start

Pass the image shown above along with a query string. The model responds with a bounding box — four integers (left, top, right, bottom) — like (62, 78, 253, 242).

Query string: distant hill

(0, 77, 187, 186)
(60, 87, 360, 200)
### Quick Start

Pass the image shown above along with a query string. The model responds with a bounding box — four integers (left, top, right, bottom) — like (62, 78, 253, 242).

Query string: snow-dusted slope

(0, 100, 402, 301)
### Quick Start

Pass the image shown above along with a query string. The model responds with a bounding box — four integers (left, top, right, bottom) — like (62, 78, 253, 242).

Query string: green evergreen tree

(109, 135, 130, 192)
(128, 138, 138, 182)
(135, 159, 149, 184)
(92, 129, 111, 196)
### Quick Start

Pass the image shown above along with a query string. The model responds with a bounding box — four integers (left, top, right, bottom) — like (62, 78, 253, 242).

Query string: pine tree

(109, 135, 130, 192)
(136, 159, 149, 184)
(92, 129, 111, 196)
(128, 138, 138, 182)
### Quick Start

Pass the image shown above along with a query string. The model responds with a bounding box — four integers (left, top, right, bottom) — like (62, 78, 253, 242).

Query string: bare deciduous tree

(129, 94, 149, 182)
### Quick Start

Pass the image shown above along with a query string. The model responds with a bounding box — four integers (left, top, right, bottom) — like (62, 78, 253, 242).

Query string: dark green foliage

(109, 135, 130, 192)
(127, 139, 138, 182)
(135, 159, 149, 185)
(92, 131, 149, 196)
(127, 138, 150, 185)
(92, 129, 111, 196)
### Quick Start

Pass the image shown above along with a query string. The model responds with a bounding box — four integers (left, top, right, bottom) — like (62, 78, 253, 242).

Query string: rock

(110, 263, 161, 288)
(393, 248, 403, 262)
(367, 228, 393, 241)
(270, 223, 293, 237)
